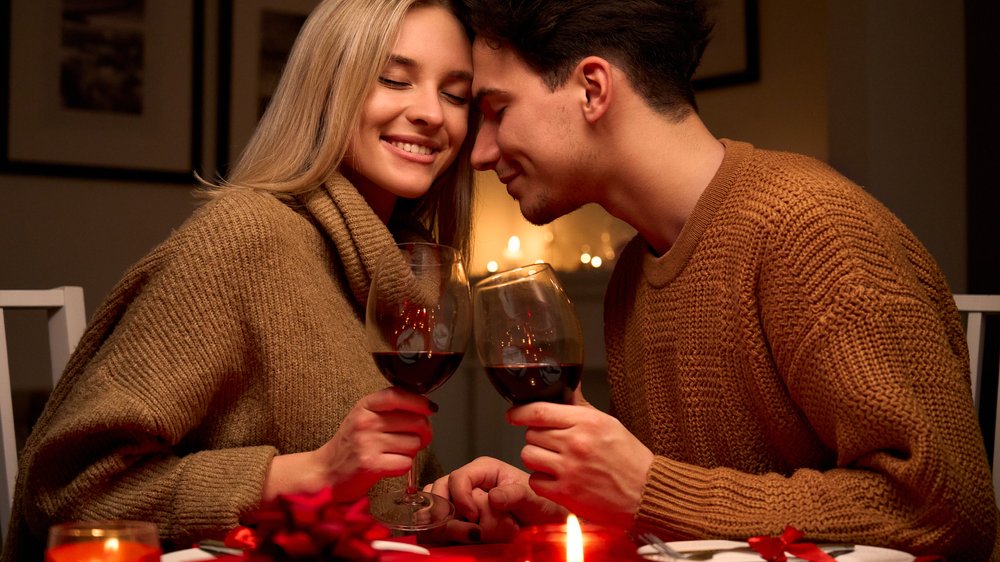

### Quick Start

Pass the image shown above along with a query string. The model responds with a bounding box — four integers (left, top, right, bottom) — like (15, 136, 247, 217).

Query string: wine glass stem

(404, 465, 417, 495)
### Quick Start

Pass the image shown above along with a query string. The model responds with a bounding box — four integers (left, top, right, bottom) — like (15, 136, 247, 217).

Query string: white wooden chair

(0, 287, 86, 543)
(953, 294, 1000, 508)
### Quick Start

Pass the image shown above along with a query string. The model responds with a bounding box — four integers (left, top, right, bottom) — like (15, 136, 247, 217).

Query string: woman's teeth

(391, 141, 433, 156)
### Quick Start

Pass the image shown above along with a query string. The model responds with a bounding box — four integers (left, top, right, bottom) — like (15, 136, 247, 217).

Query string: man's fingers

(488, 483, 565, 525)
(521, 443, 562, 476)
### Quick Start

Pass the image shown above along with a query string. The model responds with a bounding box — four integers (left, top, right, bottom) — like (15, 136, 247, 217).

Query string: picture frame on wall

(217, 0, 318, 175)
(0, 0, 204, 183)
(694, 0, 760, 90)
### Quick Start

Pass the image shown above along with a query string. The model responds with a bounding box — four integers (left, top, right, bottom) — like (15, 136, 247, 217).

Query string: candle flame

(104, 537, 121, 553)
(566, 514, 584, 562)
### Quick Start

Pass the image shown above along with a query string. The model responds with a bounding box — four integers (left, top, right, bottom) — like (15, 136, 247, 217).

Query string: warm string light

(508, 236, 521, 254)
(484, 225, 620, 273)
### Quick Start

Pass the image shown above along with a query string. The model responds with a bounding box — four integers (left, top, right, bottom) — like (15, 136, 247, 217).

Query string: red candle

(510, 515, 639, 562)
(45, 538, 161, 562)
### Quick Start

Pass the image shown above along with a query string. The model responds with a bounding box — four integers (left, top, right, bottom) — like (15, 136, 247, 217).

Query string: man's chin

(518, 200, 577, 226)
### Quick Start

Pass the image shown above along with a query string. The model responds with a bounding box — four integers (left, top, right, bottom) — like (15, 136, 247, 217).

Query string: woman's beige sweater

(2, 177, 437, 560)
(606, 140, 998, 560)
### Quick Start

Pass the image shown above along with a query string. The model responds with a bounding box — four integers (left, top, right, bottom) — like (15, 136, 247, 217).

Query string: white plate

(162, 549, 216, 562)
(638, 540, 914, 561)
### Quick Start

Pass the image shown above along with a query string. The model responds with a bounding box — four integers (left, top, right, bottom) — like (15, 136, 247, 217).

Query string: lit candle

(510, 515, 637, 562)
(566, 514, 584, 562)
(45, 539, 160, 562)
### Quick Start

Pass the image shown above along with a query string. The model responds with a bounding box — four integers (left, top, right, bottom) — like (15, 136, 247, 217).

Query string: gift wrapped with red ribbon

(747, 526, 835, 562)
(217, 487, 391, 561)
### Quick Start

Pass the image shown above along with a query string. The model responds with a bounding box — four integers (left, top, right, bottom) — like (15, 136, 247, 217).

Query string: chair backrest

(953, 294, 1000, 508)
(0, 287, 86, 543)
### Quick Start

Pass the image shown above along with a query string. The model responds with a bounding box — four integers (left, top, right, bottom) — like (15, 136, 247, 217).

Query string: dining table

(161, 538, 511, 562)
(395, 542, 507, 562)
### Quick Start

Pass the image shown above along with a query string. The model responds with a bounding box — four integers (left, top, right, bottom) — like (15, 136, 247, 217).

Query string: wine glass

(365, 242, 471, 530)
(473, 263, 584, 404)
(45, 520, 160, 562)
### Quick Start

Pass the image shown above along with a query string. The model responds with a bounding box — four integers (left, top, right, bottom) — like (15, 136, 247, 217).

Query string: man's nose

(470, 122, 499, 170)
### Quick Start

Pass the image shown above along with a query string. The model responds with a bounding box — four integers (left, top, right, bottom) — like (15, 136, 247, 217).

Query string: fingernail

(468, 527, 481, 542)
(429, 400, 439, 413)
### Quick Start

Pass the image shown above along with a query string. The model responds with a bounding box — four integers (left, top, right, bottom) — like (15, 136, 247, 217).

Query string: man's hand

(508, 387, 653, 528)
(421, 457, 567, 544)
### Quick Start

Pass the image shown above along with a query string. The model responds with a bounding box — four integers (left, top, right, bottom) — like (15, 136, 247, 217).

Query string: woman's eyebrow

(386, 54, 472, 82)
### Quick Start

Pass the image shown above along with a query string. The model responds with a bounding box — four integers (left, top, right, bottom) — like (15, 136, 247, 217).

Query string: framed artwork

(694, 0, 760, 90)
(217, 0, 318, 175)
(0, 0, 204, 183)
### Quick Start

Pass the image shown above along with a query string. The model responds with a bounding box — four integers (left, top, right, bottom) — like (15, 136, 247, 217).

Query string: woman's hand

(262, 387, 435, 502)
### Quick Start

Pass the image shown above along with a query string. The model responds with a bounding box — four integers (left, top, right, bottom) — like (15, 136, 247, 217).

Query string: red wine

(483, 363, 582, 404)
(372, 351, 464, 394)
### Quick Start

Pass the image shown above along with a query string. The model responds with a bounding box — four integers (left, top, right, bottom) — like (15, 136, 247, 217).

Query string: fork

(638, 532, 690, 560)
(639, 532, 855, 561)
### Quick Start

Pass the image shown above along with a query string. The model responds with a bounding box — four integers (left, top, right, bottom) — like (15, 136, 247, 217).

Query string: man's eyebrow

(473, 87, 506, 105)
(386, 54, 472, 82)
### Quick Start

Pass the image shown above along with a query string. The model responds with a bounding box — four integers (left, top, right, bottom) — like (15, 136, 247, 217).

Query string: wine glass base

(369, 489, 455, 531)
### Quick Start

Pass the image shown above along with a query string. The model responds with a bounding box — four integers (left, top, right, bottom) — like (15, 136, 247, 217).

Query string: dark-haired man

(429, 0, 998, 559)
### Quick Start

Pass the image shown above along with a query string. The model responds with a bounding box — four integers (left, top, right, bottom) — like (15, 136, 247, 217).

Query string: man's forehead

(472, 39, 510, 70)
(471, 40, 521, 93)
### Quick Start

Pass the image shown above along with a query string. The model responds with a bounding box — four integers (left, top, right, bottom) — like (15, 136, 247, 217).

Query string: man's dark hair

(462, 0, 713, 118)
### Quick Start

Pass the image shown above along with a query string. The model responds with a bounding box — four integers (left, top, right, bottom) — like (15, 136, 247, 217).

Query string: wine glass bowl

(45, 520, 160, 562)
(473, 263, 584, 405)
(365, 242, 471, 530)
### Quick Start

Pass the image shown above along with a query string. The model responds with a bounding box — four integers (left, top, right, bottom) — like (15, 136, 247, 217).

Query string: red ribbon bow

(222, 488, 390, 561)
(747, 526, 835, 562)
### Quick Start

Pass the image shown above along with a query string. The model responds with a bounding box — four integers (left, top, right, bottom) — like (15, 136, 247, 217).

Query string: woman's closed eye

(442, 90, 470, 105)
(378, 76, 409, 89)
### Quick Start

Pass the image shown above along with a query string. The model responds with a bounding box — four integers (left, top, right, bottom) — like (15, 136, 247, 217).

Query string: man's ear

(574, 56, 613, 123)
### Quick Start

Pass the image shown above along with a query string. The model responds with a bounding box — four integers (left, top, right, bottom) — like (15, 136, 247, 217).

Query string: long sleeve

(606, 140, 998, 560)
(3, 186, 419, 560)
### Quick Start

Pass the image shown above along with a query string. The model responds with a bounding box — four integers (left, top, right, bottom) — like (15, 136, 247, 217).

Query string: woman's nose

(407, 90, 444, 127)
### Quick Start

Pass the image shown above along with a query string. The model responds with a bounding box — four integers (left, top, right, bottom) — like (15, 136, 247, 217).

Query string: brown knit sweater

(605, 140, 998, 560)
(1, 176, 439, 560)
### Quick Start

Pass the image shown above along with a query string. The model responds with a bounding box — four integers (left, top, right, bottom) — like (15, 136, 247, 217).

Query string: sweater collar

(298, 174, 398, 307)
(641, 138, 754, 288)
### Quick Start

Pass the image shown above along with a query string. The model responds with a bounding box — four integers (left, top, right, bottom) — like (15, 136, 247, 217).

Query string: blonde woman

(2, 0, 475, 558)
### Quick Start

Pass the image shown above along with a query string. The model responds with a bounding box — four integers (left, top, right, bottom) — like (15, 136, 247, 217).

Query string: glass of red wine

(365, 242, 471, 530)
(473, 263, 584, 405)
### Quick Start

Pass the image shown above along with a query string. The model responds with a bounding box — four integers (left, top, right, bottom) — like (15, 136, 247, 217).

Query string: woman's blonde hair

(207, 0, 475, 259)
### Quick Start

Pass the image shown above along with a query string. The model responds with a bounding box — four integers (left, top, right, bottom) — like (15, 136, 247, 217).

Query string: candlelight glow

(487, 260, 499, 273)
(566, 515, 584, 562)
(104, 537, 121, 553)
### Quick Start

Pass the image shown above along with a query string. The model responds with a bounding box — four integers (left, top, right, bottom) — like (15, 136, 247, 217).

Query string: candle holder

(46, 520, 161, 562)
(509, 521, 639, 562)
